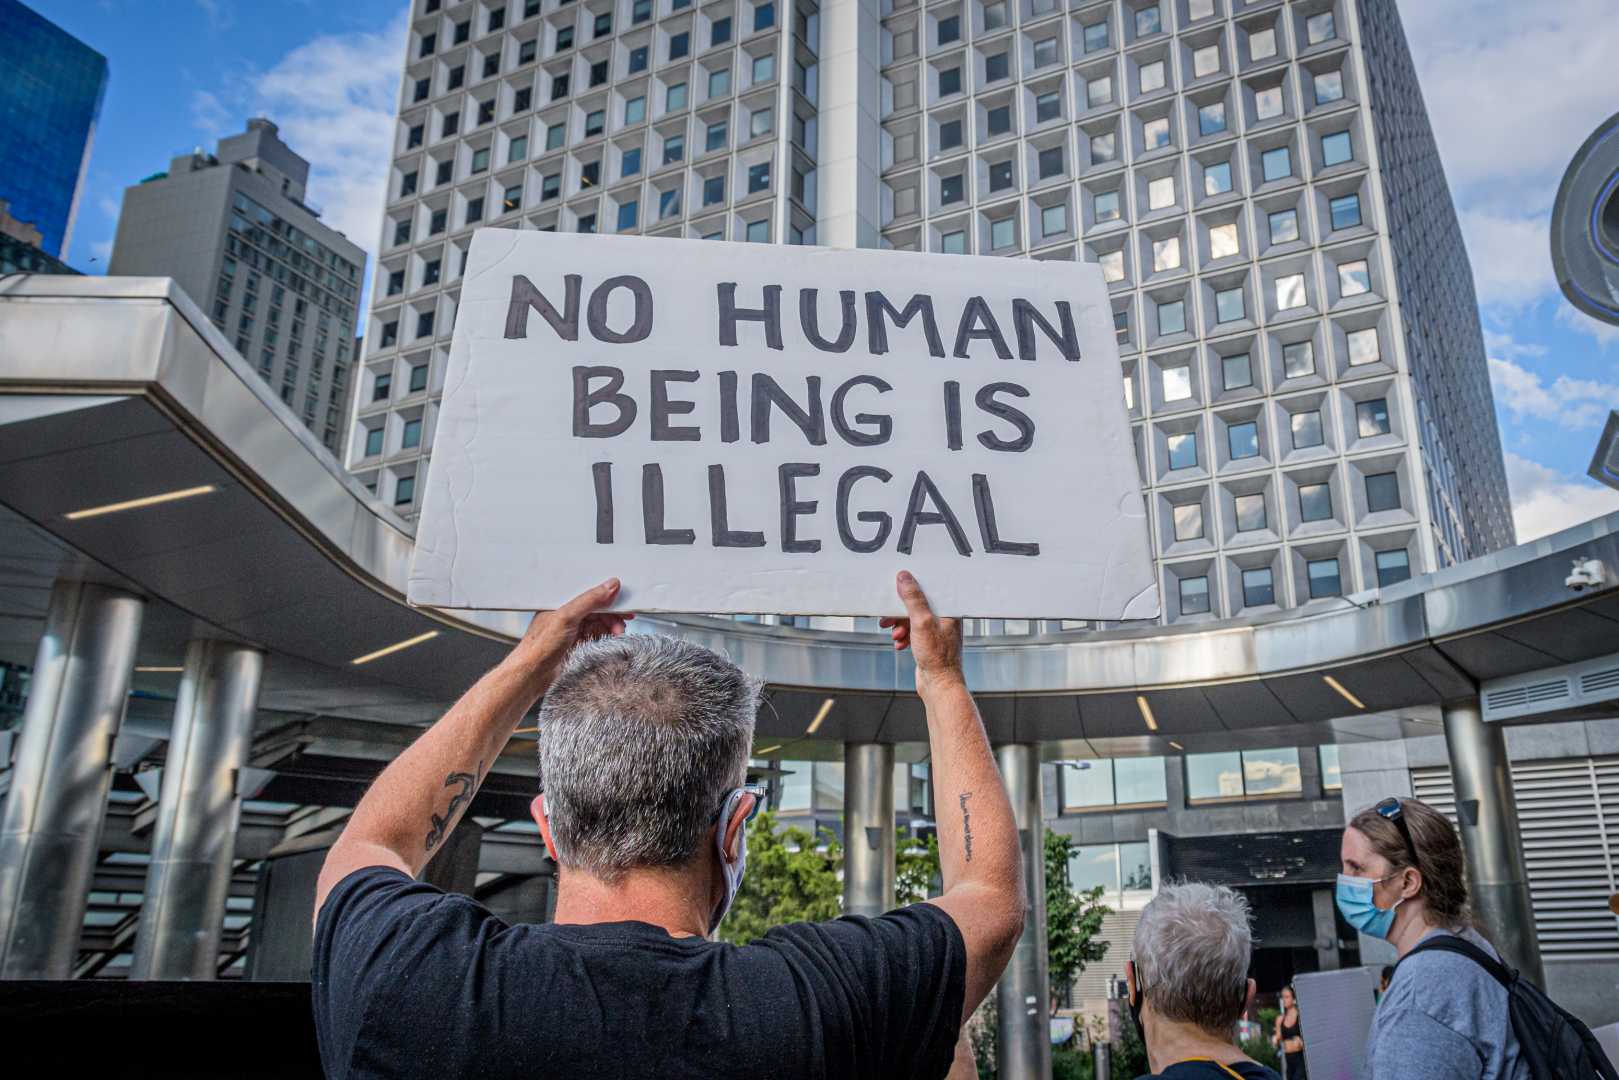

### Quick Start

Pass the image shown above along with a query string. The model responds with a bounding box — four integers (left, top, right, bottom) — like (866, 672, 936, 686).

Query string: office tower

(0, 0, 108, 259)
(356, 0, 1511, 622)
(110, 120, 365, 454)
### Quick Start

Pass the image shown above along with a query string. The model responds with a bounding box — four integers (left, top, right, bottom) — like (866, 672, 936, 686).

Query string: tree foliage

(719, 810, 843, 945)
(1045, 830, 1112, 1004)
(896, 829, 942, 906)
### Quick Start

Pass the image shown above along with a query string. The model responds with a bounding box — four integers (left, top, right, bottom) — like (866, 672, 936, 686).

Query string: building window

(941, 229, 967, 254)
(634, 0, 653, 22)
(1193, 44, 1220, 78)
(401, 170, 419, 197)
(1090, 131, 1117, 163)
(1227, 420, 1259, 459)
(1094, 190, 1121, 222)
(1320, 745, 1342, 791)
(1172, 503, 1204, 541)
(1041, 203, 1067, 237)
(1208, 222, 1239, 260)
(1166, 431, 1197, 470)
(1157, 299, 1186, 336)
(1087, 75, 1113, 108)
(659, 188, 680, 218)
(1083, 20, 1108, 52)
(1135, 6, 1161, 36)
(1356, 398, 1391, 438)
(1347, 327, 1380, 365)
(1329, 193, 1361, 231)
(402, 418, 423, 449)
(708, 68, 731, 97)
(380, 320, 398, 347)
(670, 31, 689, 59)
(586, 109, 605, 136)
(386, 269, 405, 296)
(1338, 259, 1371, 297)
(416, 311, 435, 338)
(1140, 60, 1165, 94)
(625, 95, 647, 125)
(1275, 273, 1307, 310)
(990, 217, 1015, 249)
(1146, 176, 1175, 211)
(1188, 746, 1301, 802)
(1179, 576, 1211, 615)
(484, 54, 501, 79)
(1204, 161, 1233, 196)
(988, 160, 1014, 193)
(1062, 757, 1167, 810)
(1152, 236, 1181, 272)
(1307, 558, 1341, 598)
(594, 11, 612, 36)
(938, 14, 960, 44)
(1306, 11, 1336, 45)
(987, 105, 1012, 136)
(1291, 410, 1324, 449)
(1282, 340, 1314, 378)
(365, 427, 384, 456)
(939, 119, 963, 150)
(557, 26, 575, 49)
(1099, 250, 1125, 282)
(702, 119, 726, 150)
(1249, 27, 1277, 61)
(1235, 493, 1266, 532)
(413, 77, 430, 102)
(1365, 472, 1400, 513)
(1255, 85, 1285, 121)
(622, 147, 642, 176)
(748, 162, 771, 193)
(1143, 116, 1170, 150)
(1240, 565, 1274, 606)
(1315, 70, 1344, 105)
(429, 208, 448, 235)
(509, 135, 529, 163)
(578, 212, 597, 233)
(1299, 483, 1333, 522)
(373, 372, 393, 401)
(1215, 286, 1245, 323)
(519, 38, 537, 64)
(581, 160, 602, 187)
(746, 219, 770, 242)
(420, 32, 437, 58)
(553, 73, 571, 100)
(1261, 146, 1292, 183)
(395, 474, 416, 506)
(1198, 102, 1226, 137)
(1222, 353, 1252, 391)
(668, 82, 689, 110)
(1036, 90, 1061, 123)
(985, 52, 1009, 83)
(443, 112, 460, 137)
(1375, 549, 1411, 586)
(703, 175, 725, 204)
(407, 124, 425, 149)
(547, 124, 566, 150)
(1033, 37, 1057, 69)
(663, 134, 685, 163)
(1321, 131, 1353, 167)
(471, 147, 491, 173)
(1038, 146, 1064, 180)
(541, 173, 561, 200)
(630, 45, 649, 73)
(711, 16, 732, 44)
(617, 199, 640, 231)
(408, 363, 429, 393)
(435, 159, 454, 185)
(1160, 364, 1191, 402)
(940, 174, 964, 204)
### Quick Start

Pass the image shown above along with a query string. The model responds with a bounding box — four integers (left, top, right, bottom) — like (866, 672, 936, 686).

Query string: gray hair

(537, 634, 761, 882)
(1131, 881, 1253, 1035)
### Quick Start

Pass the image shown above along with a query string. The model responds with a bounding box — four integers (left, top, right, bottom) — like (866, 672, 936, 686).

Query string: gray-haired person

(310, 572, 1025, 1079)
(1125, 881, 1280, 1080)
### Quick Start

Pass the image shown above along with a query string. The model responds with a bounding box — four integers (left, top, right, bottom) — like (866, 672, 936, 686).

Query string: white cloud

(1488, 357, 1619, 430)
(1504, 452, 1619, 542)
(1556, 303, 1619, 348)
(1456, 209, 1558, 310)
(190, 15, 407, 268)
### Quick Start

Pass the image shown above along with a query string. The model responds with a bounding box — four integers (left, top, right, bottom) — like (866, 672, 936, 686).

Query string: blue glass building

(0, 0, 108, 258)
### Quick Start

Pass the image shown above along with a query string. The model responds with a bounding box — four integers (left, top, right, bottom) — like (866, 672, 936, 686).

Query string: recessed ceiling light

(351, 630, 439, 665)
(1323, 674, 1365, 710)
(806, 697, 835, 734)
(1136, 694, 1158, 732)
(135, 666, 184, 673)
(1169, 740, 1184, 751)
(755, 744, 782, 756)
(66, 484, 217, 520)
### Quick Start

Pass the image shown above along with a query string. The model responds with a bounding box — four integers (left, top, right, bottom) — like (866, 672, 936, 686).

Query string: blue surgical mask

(1335, 872, 1404, 939)
(709, 787, 762, 933)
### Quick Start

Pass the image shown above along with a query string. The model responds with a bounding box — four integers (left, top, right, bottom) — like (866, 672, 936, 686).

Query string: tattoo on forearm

(959, 792, 974, 863)
(425, 762, 482, 852)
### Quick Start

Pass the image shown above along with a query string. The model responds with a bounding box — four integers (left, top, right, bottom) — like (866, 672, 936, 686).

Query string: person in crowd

(1125, 880, 1280, 1080)
(309, 572, 1025, 1080)
(1270, 985, 1306, 1079)
(1339, 797, 1527, 1079)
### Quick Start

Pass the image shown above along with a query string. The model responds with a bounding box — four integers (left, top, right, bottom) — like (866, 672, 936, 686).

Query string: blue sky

(29, 0, 1619, 542)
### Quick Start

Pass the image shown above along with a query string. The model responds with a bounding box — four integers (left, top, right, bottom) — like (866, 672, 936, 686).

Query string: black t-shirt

(1142, 1061, 1281, 1080)
(312, 866, 967, 1080)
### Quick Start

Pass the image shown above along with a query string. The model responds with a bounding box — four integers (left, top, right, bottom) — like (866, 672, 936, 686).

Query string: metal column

(131, 640, 265, 980)
(0, 581, 144, 979)
(842, 742, 895, 917)
(996, 743, 1051, 1080)
(1441, 697, 1544, 986)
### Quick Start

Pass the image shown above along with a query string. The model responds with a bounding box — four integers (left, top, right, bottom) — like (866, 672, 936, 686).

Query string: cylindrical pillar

(1441, 698, 1544, 986)
(131, 640, 265, 980)
(996, 743, 1051, 1080)
(842, 742, 895, 917)
(0, 580, 144, 979)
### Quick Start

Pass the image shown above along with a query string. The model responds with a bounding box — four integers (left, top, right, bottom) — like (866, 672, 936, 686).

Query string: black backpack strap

(1395, 934, 1516, 988)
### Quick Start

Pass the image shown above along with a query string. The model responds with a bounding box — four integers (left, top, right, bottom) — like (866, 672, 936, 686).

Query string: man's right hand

(879, 571, 964, 694)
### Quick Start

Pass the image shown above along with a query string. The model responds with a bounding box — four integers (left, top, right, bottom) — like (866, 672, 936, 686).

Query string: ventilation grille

(1481, 652, 1619, 722)
(1412, 759, 1619, 960)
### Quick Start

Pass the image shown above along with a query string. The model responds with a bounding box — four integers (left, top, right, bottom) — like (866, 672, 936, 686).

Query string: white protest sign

(409, 230, 1157, 619)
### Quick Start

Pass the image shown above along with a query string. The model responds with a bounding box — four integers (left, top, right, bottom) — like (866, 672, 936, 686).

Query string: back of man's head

(1132, 881, 1253, 1037)
(538, 634, 761, 882)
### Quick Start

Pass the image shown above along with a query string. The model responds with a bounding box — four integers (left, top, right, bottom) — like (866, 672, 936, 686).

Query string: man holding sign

(311, 571, 1021, 1079)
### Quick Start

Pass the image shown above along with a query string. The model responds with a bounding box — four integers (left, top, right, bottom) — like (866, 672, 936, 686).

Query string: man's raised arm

(881, 571, 1024, 1023)
(313, 579, 630, 921)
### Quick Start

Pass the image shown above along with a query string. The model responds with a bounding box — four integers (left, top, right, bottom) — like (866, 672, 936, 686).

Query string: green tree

(719, 810, 843, 945)
(1045, 831, 1112, 1007)
(896, 828, 942, 906)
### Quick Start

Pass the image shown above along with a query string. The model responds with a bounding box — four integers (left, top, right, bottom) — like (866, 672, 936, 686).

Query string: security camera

(1566, 558, 1607, 592)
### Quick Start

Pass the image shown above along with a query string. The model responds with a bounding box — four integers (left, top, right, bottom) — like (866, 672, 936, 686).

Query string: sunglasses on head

(1375, 796, 1417, 864)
